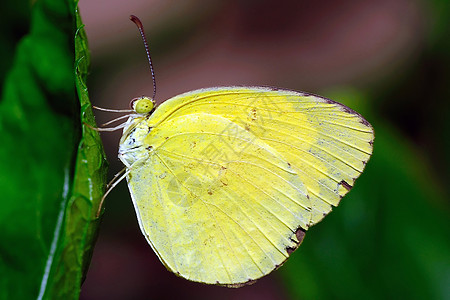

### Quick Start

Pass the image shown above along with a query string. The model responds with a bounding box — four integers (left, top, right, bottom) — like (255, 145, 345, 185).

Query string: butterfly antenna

(130, 15, 157, 101)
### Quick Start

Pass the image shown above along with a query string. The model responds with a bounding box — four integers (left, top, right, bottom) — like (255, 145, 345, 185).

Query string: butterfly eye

(130, 97, 155, 114)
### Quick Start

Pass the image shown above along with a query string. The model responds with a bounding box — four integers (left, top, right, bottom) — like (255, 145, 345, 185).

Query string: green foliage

(0, 0, 107, 298)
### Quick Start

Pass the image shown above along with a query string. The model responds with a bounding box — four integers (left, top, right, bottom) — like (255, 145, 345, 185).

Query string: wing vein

(156, 152, 237, 282)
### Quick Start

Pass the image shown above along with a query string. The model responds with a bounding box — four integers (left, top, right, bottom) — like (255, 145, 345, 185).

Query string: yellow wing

(119, 87, 374, 286)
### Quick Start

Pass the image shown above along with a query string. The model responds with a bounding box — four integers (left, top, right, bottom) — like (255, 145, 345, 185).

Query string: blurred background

(77, 0, 449, 299)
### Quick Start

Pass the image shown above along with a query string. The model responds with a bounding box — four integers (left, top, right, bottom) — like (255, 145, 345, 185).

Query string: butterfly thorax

(119, 115, 152, 168)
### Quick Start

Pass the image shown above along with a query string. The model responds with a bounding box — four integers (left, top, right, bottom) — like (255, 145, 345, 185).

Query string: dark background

(74, 0, 449, 299)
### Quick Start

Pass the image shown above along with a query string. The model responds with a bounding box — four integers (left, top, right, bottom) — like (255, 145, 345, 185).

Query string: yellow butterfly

(95, 16, 374, 287)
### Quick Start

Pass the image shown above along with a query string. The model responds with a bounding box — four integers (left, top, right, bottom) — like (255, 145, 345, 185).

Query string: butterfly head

(130, 96, 155, 114)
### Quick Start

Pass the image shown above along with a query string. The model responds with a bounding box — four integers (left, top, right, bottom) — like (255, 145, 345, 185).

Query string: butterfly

(94, 15, 374, 287)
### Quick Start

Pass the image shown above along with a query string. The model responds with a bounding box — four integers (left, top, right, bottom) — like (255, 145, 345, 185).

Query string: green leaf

(0, 0, 107, 299)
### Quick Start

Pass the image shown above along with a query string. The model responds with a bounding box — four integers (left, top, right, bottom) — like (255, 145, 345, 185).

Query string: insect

(94, 15, 374, 287)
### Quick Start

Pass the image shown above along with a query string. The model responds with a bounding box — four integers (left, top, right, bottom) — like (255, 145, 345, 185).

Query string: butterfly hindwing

(120, 87, 374, 285)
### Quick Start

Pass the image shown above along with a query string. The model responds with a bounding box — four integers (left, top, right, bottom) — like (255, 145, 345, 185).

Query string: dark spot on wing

(225, 279, 257, 288)
(286, 247, 295, 255)
(250, 108, 257, 121)
(296, 227, 306, 242)
(359, 118, 370, 126)
(286, 228, 306, 255)
(340, 180, 352, 191)
(319, 96, 372, 127)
